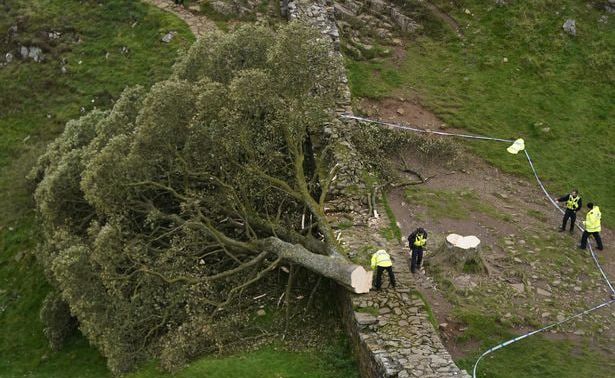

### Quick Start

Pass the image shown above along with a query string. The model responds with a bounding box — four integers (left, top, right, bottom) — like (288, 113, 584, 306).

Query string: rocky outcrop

(562, 19, 576, 36)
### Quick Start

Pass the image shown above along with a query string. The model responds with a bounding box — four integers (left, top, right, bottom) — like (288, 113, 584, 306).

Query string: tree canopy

(30, 23, 370, 373)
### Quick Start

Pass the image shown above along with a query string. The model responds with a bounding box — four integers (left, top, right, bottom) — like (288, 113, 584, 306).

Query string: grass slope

(453, 313, 615, 377)
(128, 344, 358, 378)
(347, 0, 615, 225)
(0, 1, 192, 376)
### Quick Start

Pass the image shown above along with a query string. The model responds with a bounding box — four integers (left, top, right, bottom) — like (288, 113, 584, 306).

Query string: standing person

(371, 249, 396, 290)
(557, 189, 582, 233)
(408, 228, 428, 274)
(580, 203, 603, 250)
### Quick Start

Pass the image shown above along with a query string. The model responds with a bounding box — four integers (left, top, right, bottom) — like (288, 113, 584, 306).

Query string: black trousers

(375, 266, 396, 289)
(410, 248, 424, 273)
(561, 209, 577, 231)
(580, 231, 603, 250)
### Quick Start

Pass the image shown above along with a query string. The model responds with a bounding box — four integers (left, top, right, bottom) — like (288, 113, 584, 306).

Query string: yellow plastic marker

(507, 138, 525, 154)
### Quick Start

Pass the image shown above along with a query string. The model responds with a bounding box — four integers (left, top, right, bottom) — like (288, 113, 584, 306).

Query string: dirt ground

(362, 96, 615, 359)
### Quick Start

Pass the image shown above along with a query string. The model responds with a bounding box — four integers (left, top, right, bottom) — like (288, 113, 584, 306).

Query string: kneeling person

(371, 249, 396, 290)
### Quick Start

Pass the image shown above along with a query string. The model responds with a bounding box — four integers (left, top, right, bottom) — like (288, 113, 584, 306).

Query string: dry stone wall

(288, 2, 470, 377)
(285, 0, 365, 206)
(336, 212, 471, 378)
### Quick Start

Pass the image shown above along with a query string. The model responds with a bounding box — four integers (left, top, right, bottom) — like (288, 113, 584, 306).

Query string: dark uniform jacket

(557, 194, 582, 212)
(408, 229, 428, 251)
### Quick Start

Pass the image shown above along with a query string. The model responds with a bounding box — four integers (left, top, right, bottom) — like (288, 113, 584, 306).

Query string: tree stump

(428, 234, 486, 274)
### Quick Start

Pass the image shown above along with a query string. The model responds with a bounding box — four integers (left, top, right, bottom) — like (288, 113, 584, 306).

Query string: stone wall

(336, 212, 471, 378)
(287, 2, 470, 377)
(286, 0, 363, 207)
(286, 0, 351, 111)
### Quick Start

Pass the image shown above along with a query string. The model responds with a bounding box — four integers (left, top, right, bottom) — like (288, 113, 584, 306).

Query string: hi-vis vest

(585, 207, 601, 232)
(566, 195, 580, 210)
(413, 234, 426, 248)
(371, 250, 392, 269)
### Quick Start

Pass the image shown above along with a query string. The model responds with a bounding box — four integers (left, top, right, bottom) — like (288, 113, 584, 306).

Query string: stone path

(142, 0, 217, 37)
(340, 212, 471, 377)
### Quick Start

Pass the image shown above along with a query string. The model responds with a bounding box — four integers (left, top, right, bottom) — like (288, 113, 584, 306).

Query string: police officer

(557, 189, 582, 233)
(371, 249, 396, 290)
(579, 202, 603, 250)
(408, 228, 428, 274)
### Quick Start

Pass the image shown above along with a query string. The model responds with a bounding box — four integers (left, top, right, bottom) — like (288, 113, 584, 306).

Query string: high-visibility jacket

(566, 195, 581, 210)
(413, 234, 427, 247)
(371, 250, 392, 270)
(584, 207, 601, 232)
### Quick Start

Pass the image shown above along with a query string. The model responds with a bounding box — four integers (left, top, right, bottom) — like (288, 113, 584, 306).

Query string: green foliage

(39, 291, 77, 352)
(347, 0, 615, 225)
(350, 121, 461, 185)
(349, 123, 412, 179)
(31, 23, 343, 374)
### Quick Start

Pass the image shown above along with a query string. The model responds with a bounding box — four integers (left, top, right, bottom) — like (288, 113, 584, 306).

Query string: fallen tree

(30, 23, 370, 373)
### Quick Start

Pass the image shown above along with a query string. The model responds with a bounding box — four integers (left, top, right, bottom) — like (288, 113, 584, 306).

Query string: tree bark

(258, 237, 372, 293)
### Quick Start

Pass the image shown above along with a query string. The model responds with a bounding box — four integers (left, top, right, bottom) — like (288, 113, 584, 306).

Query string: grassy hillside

(0, 1, 193, 376)
(0, 1, 358, 377)
(347, 0, 614, 225)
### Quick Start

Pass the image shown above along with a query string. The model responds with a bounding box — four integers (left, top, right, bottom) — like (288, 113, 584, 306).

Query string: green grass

(454, 313, 615, 377)
(0, 1, 186, 377)
(0, 0, 194, 170)
(354, 306, 379, 316)
(404, 186, 486, 220)
(347, 0, 615, 226)
(128, 343, 358, 378)
(380, 193, 403, 243)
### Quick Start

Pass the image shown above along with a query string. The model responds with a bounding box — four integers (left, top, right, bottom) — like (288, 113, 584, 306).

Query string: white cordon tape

(471, 299, 615, 378)
(340, 114, 515, 143)
(523, 150, 615, 295)
(339, 114, 615, 377)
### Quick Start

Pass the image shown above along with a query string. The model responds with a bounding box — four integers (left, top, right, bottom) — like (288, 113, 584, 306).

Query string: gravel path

(142, 0, 218, 37)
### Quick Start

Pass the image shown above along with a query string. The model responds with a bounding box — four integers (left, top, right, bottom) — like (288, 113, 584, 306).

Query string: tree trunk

(428, 234, 486, 274)
(259, 237, 372, 293)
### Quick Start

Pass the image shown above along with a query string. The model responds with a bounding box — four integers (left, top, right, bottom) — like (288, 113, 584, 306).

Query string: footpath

(142, 0, 217, 37)
(339, 210, 471, 377)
